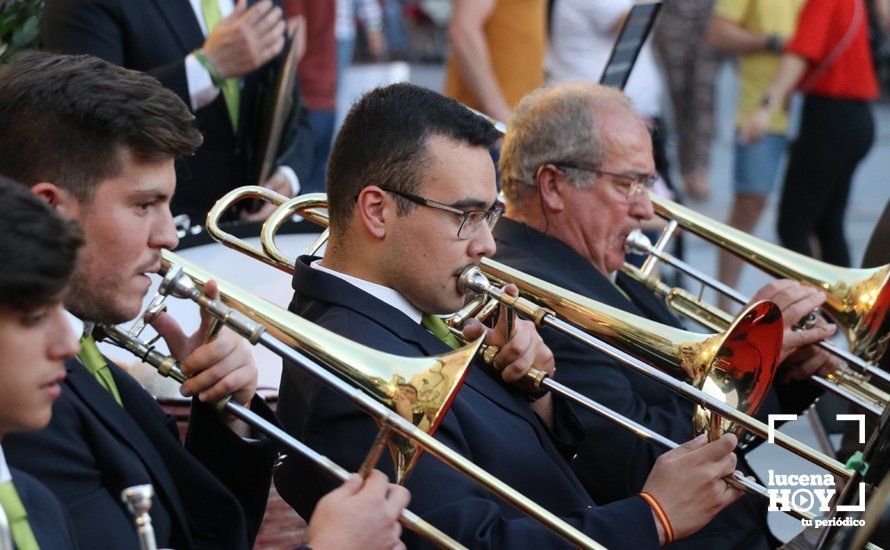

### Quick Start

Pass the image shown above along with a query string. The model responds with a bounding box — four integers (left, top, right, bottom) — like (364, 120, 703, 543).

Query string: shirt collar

(0, 444, 11, 483)
(64, 310, 88, 339)
(310, 260, 424, 324)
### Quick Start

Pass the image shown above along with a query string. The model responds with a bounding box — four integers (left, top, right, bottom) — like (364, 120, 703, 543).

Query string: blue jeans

(733, 132, 788, 195)
(303, 109, 336, 194)
(337, 38, 355, 80)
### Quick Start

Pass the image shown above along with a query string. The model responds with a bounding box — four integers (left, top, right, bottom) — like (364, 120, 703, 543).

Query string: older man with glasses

(493, 83, 842, 549)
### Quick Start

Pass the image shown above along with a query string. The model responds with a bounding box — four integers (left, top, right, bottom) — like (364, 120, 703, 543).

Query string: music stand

(598, 1, 662, 90)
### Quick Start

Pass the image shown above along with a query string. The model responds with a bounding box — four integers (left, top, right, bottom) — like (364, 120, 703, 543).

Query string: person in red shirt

(742, 0, 878, 266)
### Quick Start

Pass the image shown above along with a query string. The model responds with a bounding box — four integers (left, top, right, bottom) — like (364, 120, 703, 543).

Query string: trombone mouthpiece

(158, 264, 195, 300)
(121, 484, 154, 515)
(625, 230, 654, 255)
(458, 266, 490, 296)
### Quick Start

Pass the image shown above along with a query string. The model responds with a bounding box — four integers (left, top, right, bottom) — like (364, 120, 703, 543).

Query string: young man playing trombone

(0, 177, 82, 549)
(274, 82, 747, 548)
(0, 52, 409, 550)
(494, 82, 841, 547)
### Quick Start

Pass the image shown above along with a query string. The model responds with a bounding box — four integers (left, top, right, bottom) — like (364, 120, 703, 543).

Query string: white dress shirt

(546, 0, 664, 119)
(310, 260, 423, 325)
(0, 444, 11, 484)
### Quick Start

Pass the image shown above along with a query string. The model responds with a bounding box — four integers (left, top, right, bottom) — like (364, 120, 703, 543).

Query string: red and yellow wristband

(639, 491, 674, 544)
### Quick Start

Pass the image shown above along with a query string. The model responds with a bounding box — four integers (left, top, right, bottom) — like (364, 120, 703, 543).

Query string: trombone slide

(624, 240, 888, 418)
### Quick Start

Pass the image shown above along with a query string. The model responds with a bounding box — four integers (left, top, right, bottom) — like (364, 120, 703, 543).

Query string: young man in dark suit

(0, 52, 409, 550)
(274, 82, 749, 548)
(495, 82, 842, 547)
(0, 177, 83, 550)
(41, 0, 313, 223)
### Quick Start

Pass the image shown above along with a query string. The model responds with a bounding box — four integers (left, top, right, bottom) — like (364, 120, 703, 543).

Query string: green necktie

(79, 336, 123, 406)
(201, 0, 240, 130)
(0, 481, 39, 550)
(421, 314, 463, 351)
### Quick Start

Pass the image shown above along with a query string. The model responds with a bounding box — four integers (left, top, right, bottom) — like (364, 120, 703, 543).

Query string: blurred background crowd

(4, 0, 887, 292)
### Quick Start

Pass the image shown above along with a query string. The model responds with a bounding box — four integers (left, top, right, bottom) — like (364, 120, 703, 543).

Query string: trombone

(96, 322, 466, 550)
(624, 209, 890, 418)
(453, 263, 851, 479)
(150, 250, 605, 549)
(206, 187, 850, 489)
(642, 194, 890, 384)
(624, 230, 888, 418)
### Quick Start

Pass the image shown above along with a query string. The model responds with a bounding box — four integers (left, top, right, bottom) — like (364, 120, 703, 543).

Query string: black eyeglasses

(552, 163, 658, 201)
(379, 186, 503, 240)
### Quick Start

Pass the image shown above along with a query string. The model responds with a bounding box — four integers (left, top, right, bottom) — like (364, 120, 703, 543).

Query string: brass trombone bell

(646, 194, 890, 374)
(621, 244, 889, 419)
(159, 252, 474, 484)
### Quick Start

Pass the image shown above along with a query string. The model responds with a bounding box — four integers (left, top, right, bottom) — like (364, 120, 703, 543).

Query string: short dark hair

(0, 51, 203, 201)
(327, 83, 500, 242)
(0, 176, 83, 310)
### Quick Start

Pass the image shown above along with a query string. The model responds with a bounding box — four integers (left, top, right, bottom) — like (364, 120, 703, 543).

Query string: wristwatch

(759, 94, 774, 110)
(765, 34, 784, 54)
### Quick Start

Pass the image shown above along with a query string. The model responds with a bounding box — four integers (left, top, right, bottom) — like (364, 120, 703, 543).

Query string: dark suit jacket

(4, 357, 278, 550)
(7, 467, 79, 549)
(864, 199, 890, 268)
(273, 255, 659, 549)
(492, 218, 822, 549)
(41, 0, 314, 222)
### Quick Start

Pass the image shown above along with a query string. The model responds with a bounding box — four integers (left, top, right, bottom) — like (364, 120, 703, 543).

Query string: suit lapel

(616, 271, 685, 329)
(63, 358, 190, 541)
(150, 0, 205, 54)
(494, 219, 684, 324)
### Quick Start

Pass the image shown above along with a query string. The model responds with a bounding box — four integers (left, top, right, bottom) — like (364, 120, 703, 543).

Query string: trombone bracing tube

(155, 251, 606, 550)
(97, 325, 465, 550)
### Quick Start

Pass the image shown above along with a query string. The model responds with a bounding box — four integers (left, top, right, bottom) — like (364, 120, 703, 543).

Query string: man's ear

(355, 186, 389, 239)
(30, 182, 79, 218)
(536, 165, 568, 213)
